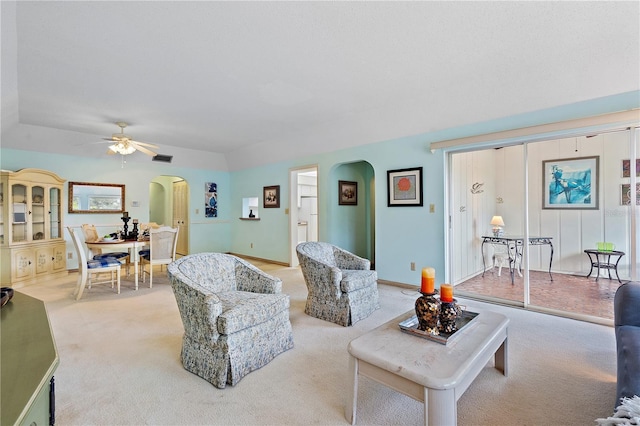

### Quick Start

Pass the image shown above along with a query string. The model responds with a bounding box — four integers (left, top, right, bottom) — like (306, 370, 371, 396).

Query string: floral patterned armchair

(167, 253, 294, 388)
(296, 242, 379, 326)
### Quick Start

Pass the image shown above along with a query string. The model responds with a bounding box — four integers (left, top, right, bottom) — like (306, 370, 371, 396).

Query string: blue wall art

(543, 156, 599, 209)
(205, 182, 217, 217)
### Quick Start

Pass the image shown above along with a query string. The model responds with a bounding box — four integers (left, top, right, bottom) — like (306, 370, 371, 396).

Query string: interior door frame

(289, 165, 318, 267)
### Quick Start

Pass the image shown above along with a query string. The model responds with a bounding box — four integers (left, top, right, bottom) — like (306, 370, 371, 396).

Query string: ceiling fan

(104, 122, 158, 157)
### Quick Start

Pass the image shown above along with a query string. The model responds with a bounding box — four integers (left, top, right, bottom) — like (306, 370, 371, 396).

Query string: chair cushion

(87, 257, 122, 269)
(93, 252, 129, 260)
(216, 291, 290, 334)
(139, 249, 150, 259)
(340, 270, 378, 292)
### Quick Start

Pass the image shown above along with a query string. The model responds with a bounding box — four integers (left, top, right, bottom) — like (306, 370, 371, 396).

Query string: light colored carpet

(17, 263, 617, 425)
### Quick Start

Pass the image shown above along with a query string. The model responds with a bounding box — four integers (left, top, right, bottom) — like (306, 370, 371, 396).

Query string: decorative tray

(399, 310, 479, 345)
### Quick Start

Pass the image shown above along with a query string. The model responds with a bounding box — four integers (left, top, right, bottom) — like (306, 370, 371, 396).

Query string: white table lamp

(490, 216, 505, 236)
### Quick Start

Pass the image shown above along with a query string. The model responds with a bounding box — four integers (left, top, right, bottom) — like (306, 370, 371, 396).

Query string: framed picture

(621, 183, 640, 205)
(263, 185, 280, 208)
(387, 167, 423, 207)
(542, 156, 599, 210)
(338, 180, 357, 205)
(205, 182, 217, 218)
(622, 159, 640, 178)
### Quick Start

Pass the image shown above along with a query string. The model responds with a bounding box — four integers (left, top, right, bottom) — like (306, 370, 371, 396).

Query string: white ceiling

(2, 1, 639, 170)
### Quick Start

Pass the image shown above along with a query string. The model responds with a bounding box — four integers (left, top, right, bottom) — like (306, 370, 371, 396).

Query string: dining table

(85, 239, 149, 290)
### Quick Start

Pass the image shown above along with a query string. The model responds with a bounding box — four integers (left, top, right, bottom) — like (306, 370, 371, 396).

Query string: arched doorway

(329, 161, 376, 267)
(149, 175, 189, 256)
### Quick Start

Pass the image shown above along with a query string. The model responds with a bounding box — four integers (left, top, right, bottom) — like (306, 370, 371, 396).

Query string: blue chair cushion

(139, 249, 150, 260)
(87, 257, 122, 269)
(93, 252, 129, 260)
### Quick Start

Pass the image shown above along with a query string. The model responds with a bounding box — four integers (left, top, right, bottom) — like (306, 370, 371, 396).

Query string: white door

(172, 180, 189, 256)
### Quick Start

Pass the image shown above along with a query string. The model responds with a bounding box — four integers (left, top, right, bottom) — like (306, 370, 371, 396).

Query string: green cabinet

(1, 291, 58, 425)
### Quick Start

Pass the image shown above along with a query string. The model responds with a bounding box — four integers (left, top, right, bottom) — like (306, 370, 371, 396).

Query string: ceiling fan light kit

(109, 141, 137, 155)
(103, 122, 159, 159)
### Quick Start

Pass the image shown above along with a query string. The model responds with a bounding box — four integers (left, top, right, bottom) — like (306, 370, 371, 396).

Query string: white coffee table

(346, 309, 509, 426)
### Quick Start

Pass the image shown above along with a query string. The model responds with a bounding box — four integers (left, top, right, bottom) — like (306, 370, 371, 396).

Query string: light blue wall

(0, 149, 231, 268)
(2, 91, 638, 286)
(229, 133, 446, 286)
(229, 91, 639, 287)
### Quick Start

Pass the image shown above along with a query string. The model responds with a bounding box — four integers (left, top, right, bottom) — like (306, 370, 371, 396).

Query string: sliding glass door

(450, 128, 638, 322)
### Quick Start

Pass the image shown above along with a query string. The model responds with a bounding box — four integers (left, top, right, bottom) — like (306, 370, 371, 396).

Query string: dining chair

(491, 243, 522, 278)
(68, 227, 122, 300)
(81, 223, 131, 275)
(139, 226, 179, 288)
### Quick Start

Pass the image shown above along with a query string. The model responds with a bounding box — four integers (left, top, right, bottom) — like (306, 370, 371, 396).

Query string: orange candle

(440, 284, 454, 302)
(421, 267, 435, 294)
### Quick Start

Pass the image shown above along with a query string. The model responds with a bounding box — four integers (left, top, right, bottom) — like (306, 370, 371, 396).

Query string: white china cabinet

(0, 168, 67, 286)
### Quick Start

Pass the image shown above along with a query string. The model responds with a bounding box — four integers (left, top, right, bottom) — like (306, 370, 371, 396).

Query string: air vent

(152, 154, 173, 163)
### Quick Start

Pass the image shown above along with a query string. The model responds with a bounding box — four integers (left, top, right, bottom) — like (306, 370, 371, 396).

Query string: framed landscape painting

(387, 167, 423, 207)
(338, 180, 357, 205)
(542, 156, 599, 210)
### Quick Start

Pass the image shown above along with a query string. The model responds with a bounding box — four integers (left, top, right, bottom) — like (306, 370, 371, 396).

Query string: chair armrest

(235, 259, 283, 294)
(170, 278, 223, 341)
(299, 255, 343, 299)
(615, 282, 640, 328)
(334, 247, 370, 270)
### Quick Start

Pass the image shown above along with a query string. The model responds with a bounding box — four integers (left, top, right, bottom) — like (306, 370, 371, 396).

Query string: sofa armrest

(615, 282, 640, 328)
(235, 258, 283, 294)
(333, 247, 370, 270)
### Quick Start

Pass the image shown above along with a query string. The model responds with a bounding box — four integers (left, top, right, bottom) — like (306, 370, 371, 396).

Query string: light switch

(430, 204, 435, 213)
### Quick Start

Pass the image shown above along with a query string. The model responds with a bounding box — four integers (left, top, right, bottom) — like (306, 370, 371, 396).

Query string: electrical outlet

(67, 252, 73, 259)
(195, 208, 199, 214)
(411, 262, 415, 271)
(250, 243, 253, 249)
(429, 204, 435, 213)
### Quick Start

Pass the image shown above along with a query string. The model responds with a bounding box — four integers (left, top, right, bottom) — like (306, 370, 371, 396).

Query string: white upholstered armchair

(167, 253, 294, 388)
(296, 242, 379, 326)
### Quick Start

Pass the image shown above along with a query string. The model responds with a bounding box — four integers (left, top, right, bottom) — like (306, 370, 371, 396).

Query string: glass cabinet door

(49, 187, 61, 239)
(32, 185, 45, 241)
(11, 183, 28, 243)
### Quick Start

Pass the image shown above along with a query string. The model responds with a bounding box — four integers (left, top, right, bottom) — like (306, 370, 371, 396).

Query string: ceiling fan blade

(103, 137, 117, 141)
(106, 148, 117, 155)
(132, 143, 157, 157)
(130, 140, 159, 149)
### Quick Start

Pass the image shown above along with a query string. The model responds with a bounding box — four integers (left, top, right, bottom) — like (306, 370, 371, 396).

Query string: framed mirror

(68, 182, 125, 214)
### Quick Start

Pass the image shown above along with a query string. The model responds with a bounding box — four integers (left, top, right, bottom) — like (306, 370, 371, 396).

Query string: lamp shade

(490, 216, 505, 227)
